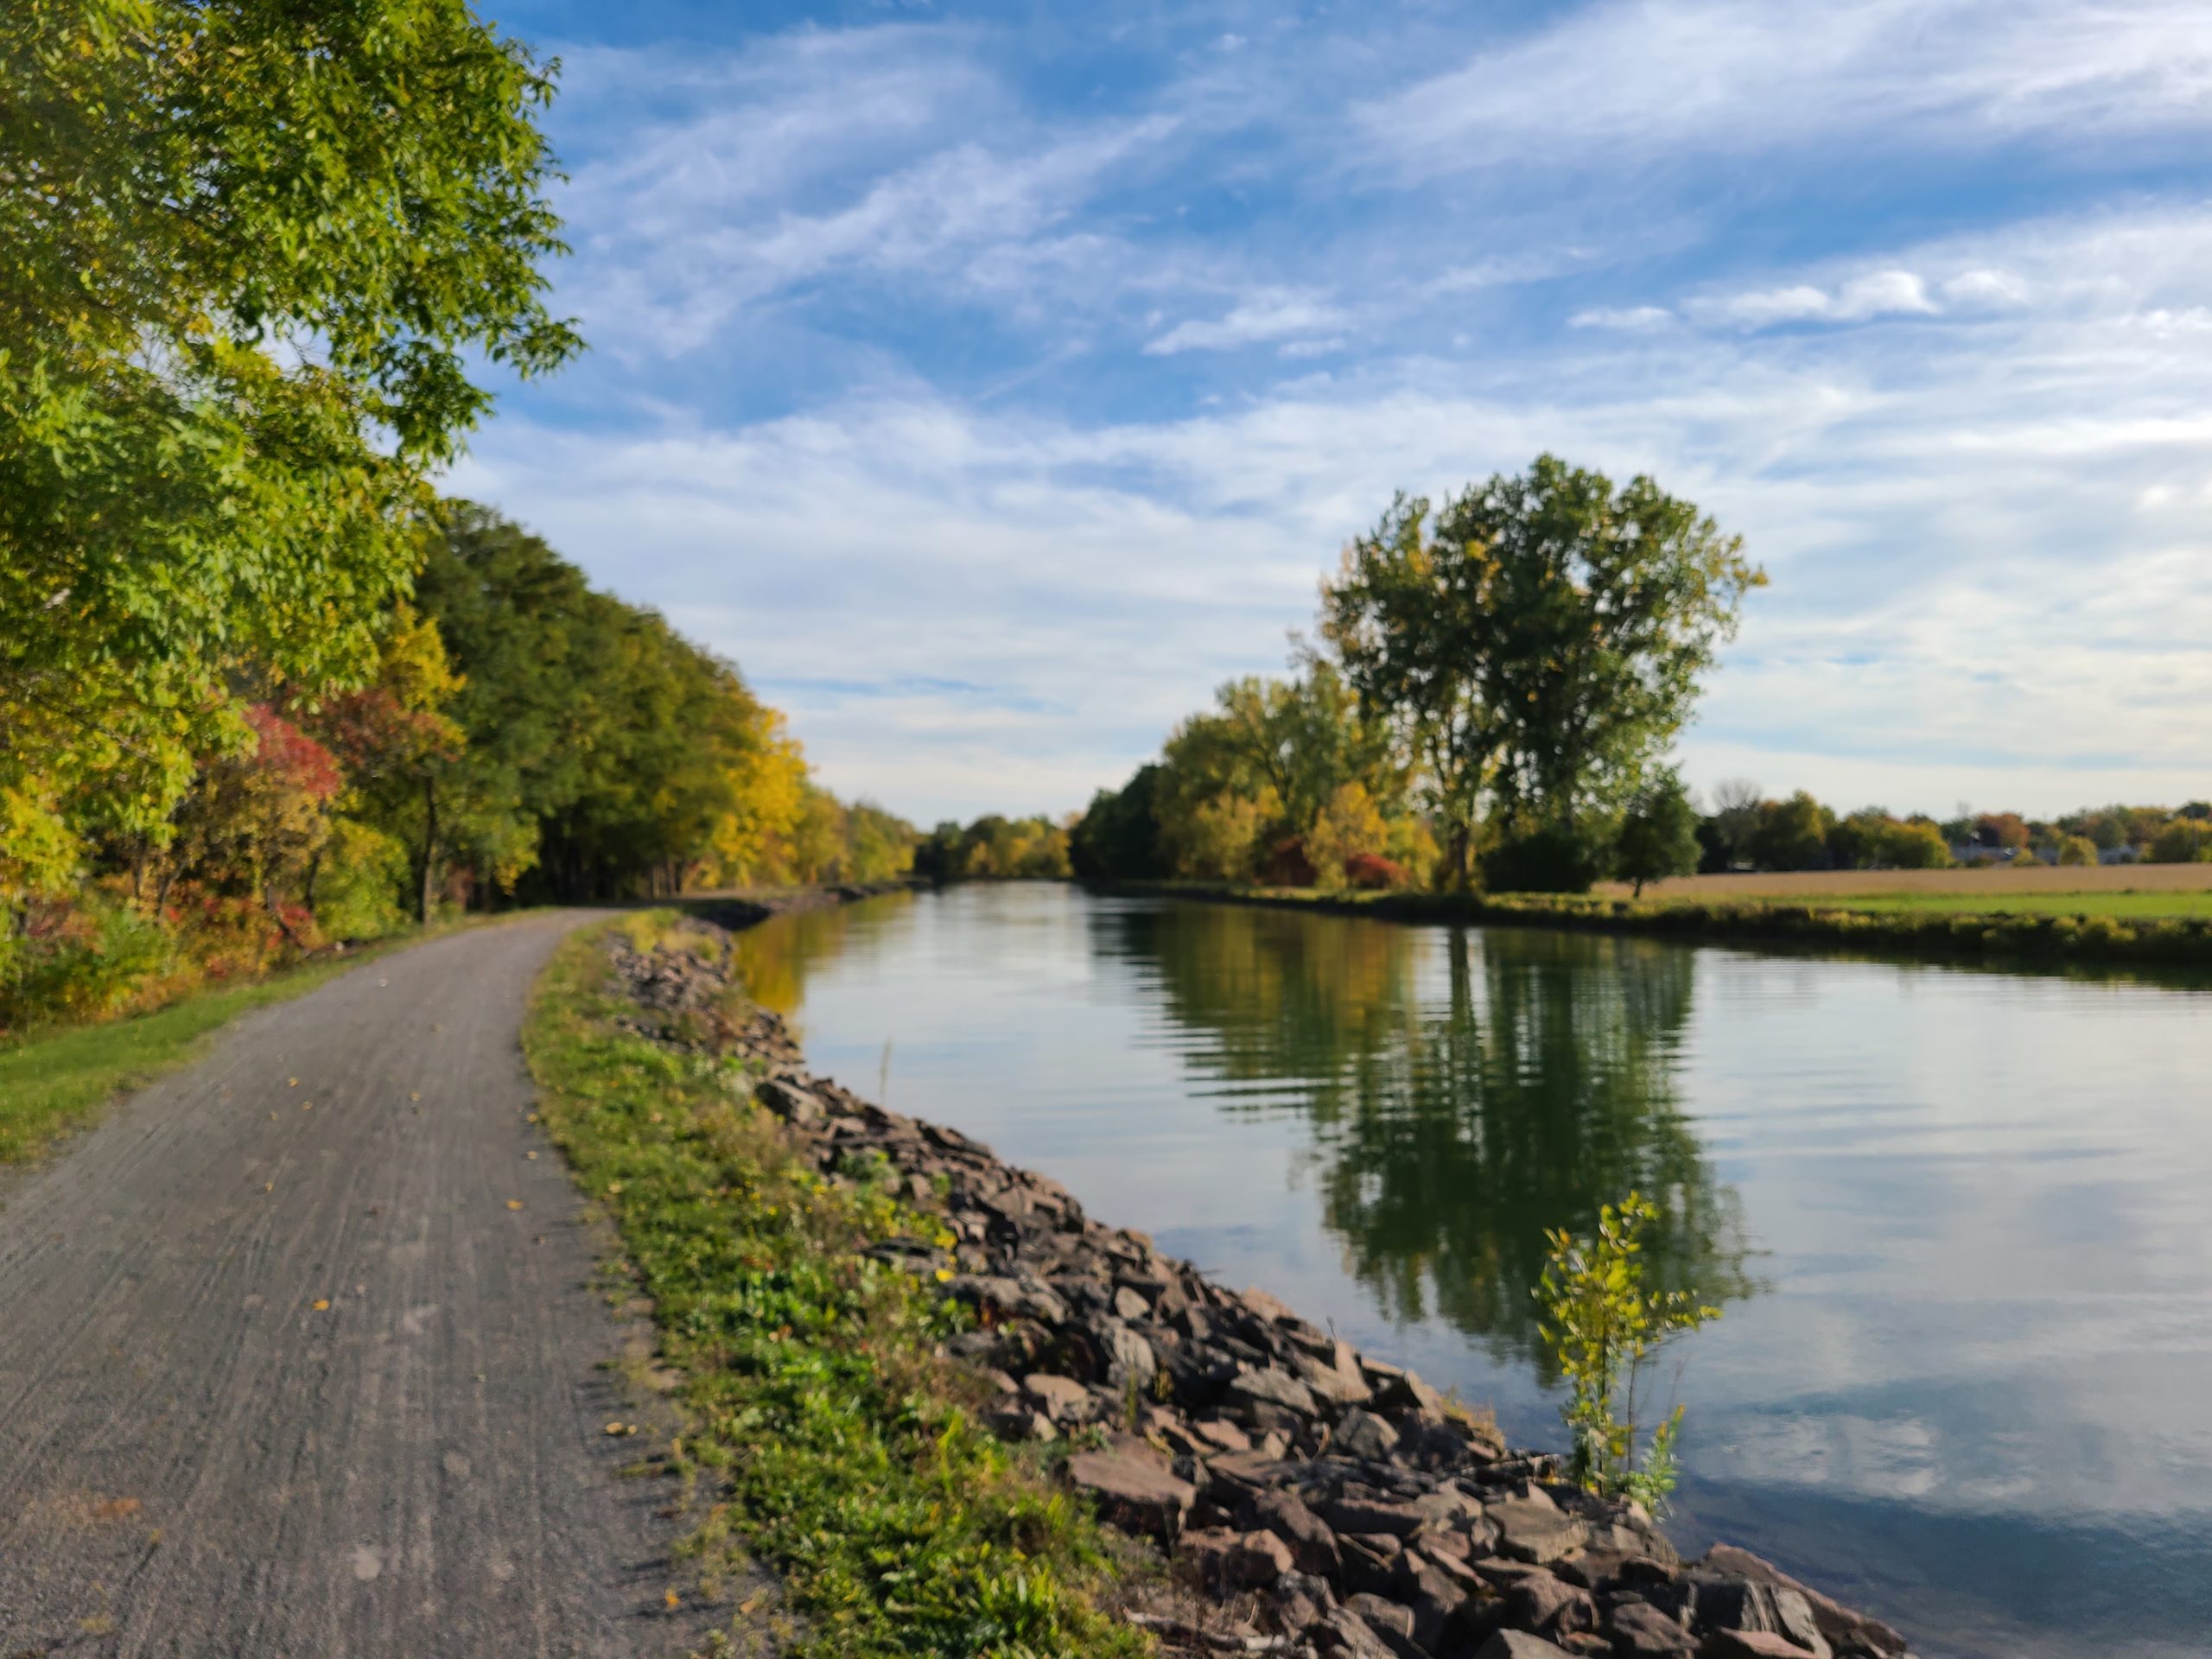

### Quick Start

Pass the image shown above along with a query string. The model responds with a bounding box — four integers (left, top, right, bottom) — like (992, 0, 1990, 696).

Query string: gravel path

(0, 913, 737, 1657)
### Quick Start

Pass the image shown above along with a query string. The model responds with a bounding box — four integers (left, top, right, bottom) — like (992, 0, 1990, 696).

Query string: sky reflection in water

(731, 886, 2212, 1658)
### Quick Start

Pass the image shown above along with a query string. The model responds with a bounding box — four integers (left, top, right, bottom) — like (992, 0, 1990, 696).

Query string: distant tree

(1879, 819, 1952, 869)
(2182, 801, 2212, 822)
(1974, 812, 2030, 852)
(1071, 766, 1169, 881)
(1307, 782, 1390, 893)
(1747, 791, 1832, 872)
(1323, 459, 1763, 886)
(1614, 771, 1701, 897)
(2056, 834, 2097, 867)
(1707, 779, 1763, 868)
(2148, 819, 2212, 864)
(912, 823, 968, 883)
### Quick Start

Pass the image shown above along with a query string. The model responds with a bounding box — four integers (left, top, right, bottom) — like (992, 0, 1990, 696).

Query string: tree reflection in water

(1096, 899, 1754, 1368)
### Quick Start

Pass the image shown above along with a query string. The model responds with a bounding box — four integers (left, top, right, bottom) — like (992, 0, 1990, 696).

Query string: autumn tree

(0, 0, 577, 903)
(1614, 771, 1700, 897)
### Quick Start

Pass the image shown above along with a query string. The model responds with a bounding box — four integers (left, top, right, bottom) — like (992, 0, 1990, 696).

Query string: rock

(1475, 1633, 1577, 1659)
(1698, 1548, 1905, 1659)
(1228, 1364, 1319, 1419)
(755, 1077, 823, 1127)
(1363, 1360, 1445, 1417)
(1239, 1486, 1343, 1578)
(1100, 1319, 1159, 1389)
(1317, 1606, 1402, 1659)
(1693, 1580, 1829, 1657)
(1020, 1372, 1096, 1425)
(1229, 1528, 1295, 1585)
(1298, 1338, 1377, 1407)
(1490, 1495, 1591, 1564)
(947, 1274, 1066, 1325)
(1338, 1532, 1405, 1598)
(1065, 1449, 1195, 1540)
(1322, 1494, 1435, 1540)
(982, 1403, 1057, 1442)
(1341, 1595, 1427, 1659)
(1607, 1601, 1696, 1656)
(1700, 1636, 1815, 1659)
(1334, 1407, 1402, 1463)
(1193, 1416, 1253, 1453)
(1503, 1570, 1598, 1639)
(1112, 1285, 1152, 1321)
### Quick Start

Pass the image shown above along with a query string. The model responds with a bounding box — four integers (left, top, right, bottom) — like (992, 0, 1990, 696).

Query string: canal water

(729, 883, 2212, 1658)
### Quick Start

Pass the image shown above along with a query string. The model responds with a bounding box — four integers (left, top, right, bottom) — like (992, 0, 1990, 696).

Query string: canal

(730, 882, 2212, 1658)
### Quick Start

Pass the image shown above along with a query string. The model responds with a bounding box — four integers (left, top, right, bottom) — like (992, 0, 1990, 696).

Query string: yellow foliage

(1308, 782, 1389, 891)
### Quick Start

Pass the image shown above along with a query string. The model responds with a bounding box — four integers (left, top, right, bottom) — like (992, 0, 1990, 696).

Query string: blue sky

(451, 0, 2212, 824)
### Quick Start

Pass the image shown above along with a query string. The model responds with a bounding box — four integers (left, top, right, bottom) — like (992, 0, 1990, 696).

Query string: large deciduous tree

(0, 0, 578, 897)
(1324, 457, 1762, 887)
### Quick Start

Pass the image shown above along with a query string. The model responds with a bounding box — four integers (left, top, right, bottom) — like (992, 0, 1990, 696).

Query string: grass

(0, 946, 382, 1164)
(520, 911, 1150, 1659)
(1103, 879, 2212, 973)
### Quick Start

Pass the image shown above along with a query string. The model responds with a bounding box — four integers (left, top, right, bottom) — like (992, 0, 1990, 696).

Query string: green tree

(1324, 458, 1762, 883)
(1070, 766, 1169, 881)
(1747, 791, 1832, 871)
(2149, 818, 2212, 864)
(0, 0, 578, 893)
(2056, 834, 2097, 867)
(1614, 770, 1700, 897)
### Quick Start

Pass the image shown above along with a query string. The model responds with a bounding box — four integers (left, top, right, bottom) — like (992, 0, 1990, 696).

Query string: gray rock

(1229, 1364, 1319, 1418)
(1700, 1547, 1904, 1659)
(1489, 1494, 1591, 1564)
(1020, 1372, 1096, 1425)
(1239, 1486, 1342, 1578)
(755, 1077, 823, 1127)
(1474, 1633, 1576, 1659)
(1608, 1601, 1696, 1656)
(1101, 1319, 1159, 1389)
(1335, 1407, 1402, 1463)
(1064, 1448, 1194, 1540)
(1322, 1494, 1434, 1540)
(1111, 1284, 1152, 1322)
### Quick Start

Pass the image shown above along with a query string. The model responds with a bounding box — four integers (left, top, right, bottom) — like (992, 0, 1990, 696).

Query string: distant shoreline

(1086, 879, 2212, 974)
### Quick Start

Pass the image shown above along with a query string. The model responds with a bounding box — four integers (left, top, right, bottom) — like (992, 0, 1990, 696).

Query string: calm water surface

(732, 885, 2212, 1659)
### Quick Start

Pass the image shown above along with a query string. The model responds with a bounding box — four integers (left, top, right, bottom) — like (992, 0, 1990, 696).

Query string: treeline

(912, 815, 1073, 881)
(0, 7, 908, 1030)
(1698, 791, 2212, 873)
(3, 503, 914, 1028)
(1074, 457, 1764, 896)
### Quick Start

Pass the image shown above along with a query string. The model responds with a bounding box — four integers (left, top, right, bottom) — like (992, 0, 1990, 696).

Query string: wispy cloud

(1368, 0, 2212, 175)
(1144, 289, 1349, 355)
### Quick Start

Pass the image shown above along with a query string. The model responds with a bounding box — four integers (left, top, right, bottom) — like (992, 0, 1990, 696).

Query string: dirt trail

(0, 913, 734, 1657)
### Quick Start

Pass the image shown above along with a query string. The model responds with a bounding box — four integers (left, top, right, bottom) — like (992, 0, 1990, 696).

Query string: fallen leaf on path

(506, 1200, 523, 1210)
(410, 1092, 421, 1102)
(664, 1588, 680, 1610)
(288, 1077, 297, 1087)
(301, 1102, 312, 1110)
(312, 1300, 330, 1311)
(604, 1421, 625, 1435)
(525, 1151, 537, 1160)
(91, 1497, 140, 1521)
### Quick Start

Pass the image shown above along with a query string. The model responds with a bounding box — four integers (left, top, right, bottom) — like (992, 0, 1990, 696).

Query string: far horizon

(455, 1, 2212, 825)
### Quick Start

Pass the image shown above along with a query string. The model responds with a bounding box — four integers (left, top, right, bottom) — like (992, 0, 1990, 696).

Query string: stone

(1064, 1449, 1194, 1539)
(1692, 1580, 1828, 1657)
(1490, 1495, 1591, 1564)
(1111, 1284, 1152, 1321)
(1323, 1494, 1435, 1540)
(1503, 1570, 1598, 1639)
(1698, 1548, 1904, 1659)
(1193, 1416, 1253, 1453)
(1298, 1338, 1377, 1407)
(1607, 1601, 1696, 1656)
(755, 1077, 823, 1127)
(1316, 1607, 1401, 1659)
(1100, 1319, 1159, 1389)
(982, 1403, 1057, 1443)
(1239, 1486, 1343, 1578)
(1700, 1636, 1815, 1659)
(1229, 1527, 1295, 1585)
(1228, 1364, 1319, 1419)
(1363, 1361, 1445, 1417)
(1335, 1407, 1402, 1463)
(1474, 1634, 1577, 1659)
(1338, 1533, 1405, 1598)
(1020, 1372, 1096, 1425)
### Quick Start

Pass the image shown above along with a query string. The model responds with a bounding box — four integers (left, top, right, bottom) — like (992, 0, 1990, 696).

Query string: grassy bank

(1098, 880, 2212, 973)
(520, 912, 1147, 1659)
(0, 942, 399, 1165)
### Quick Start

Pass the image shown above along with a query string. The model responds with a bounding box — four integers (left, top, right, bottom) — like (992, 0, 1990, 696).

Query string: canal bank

(1090, 879, 2212, 975)
(548, 896, 1915, 1659)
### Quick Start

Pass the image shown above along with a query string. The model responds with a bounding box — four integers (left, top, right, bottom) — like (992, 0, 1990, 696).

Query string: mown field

(1595, 862, 2212, 918)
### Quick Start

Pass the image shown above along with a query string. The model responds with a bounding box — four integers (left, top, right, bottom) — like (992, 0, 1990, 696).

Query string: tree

(1615, 771, 1700, 897)
(1707, 779, 1762, 869)
(1324, 458, 1762, 883)
(2149, 819, 2212, 864)
(2056, 834, 2097, 867)
(1746, 791, 1831, 871)
(1071, 766, 1169, 881)
(0, 1, 578, 898)
(1307, 782, 1390, 892)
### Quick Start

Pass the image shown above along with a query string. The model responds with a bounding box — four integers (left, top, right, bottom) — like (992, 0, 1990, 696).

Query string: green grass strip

(521, 912, 1149, 1659)
(0, 946, 385, 1165)
(1103, 880, 2212, 974)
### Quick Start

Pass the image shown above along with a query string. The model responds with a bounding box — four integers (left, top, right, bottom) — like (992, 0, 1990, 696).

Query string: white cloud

(1369, 0, 2212, 176)
(1570, 305, 1674, 331)
(1144, 289, 1349, 355)
(1700, 270, 1940, 328)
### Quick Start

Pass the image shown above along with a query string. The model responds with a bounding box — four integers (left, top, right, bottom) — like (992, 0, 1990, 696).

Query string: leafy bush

(1343, 851, 1408, 890)
(1484, 823, 1607, 893)
(1535, 1192, 1719, 1513)
(315, 820, 413, 941)
(0, 899, 176, 1033)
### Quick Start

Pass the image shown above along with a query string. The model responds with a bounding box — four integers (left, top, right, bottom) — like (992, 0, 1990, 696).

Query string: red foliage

(244, 704, 343, 802)
(1260, 836, 1316, 887)
(1344, 852, 1408, 890)
(312, 687, 456, 778)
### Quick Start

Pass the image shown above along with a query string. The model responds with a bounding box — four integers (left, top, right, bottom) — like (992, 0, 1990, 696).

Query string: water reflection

(1096, 902, 1755, 1363)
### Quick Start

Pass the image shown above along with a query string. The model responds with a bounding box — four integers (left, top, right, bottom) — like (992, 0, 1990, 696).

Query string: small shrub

(1535, 1192, 1719, 1514)
(1343, 851, 1408, 890)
